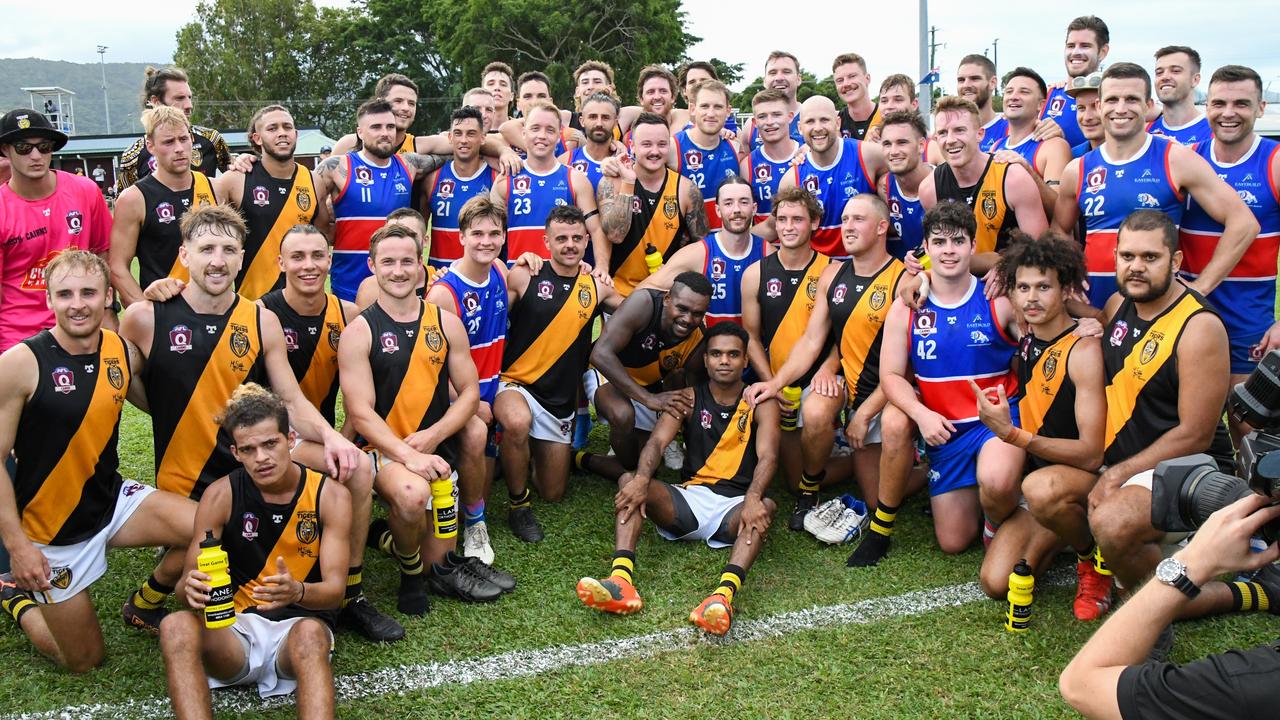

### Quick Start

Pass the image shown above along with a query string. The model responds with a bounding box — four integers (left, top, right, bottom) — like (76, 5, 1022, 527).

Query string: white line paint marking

(6, 570, 1069, 720)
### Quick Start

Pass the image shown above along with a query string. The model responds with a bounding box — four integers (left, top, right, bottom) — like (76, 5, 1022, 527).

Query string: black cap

(0, 109, 69, 150)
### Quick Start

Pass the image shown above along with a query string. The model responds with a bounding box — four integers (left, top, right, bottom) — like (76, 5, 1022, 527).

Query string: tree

(732, 71, 838, 111)
(706, 58, 745, 87)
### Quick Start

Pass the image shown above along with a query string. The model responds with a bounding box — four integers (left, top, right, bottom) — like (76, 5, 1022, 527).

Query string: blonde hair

(142, 105, 190, 140)
(523, 102, 562, 128)
(43, 249, 110, 295)
(180, 204, 247, 246)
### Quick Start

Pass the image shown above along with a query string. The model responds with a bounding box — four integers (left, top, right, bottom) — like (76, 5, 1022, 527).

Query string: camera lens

(1178, 467, 1252, 529)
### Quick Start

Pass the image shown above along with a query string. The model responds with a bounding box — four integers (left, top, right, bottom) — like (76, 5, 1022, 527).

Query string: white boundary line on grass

(7, 570, 1070, 720)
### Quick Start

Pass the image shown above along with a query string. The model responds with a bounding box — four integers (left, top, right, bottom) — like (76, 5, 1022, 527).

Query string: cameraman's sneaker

(1073, 560, 1114, 621)
(815, 501, 870, 545)
(463, 521, 495, 565)
(803, 497, 847, 536)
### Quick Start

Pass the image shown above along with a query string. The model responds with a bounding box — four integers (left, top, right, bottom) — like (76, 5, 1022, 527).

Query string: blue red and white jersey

(909, 276, 1019, 432)
(793, 138, 876, 259)
(1147, 114, 1212, 146)
(749, 114, 804, 149)
(1071, 140, 1093, 159)
(979, 115, 1009, 153)
(992, 134, 1045, 170)
(673, 129, 740, 230)
(744, 144, 797, 224)
(505, 164, 577, 261)
(1077, 135, 1184, 307)
(567, 147, 607, 192)
(1041, 84, 1085, 148)
(885, 173, 923, 260)
(332, 152, 413, 301)
(1180, 136, 1280, 371)
(424, 162, 496, 270)
(702, 232, 766, 327)
(432, 262, 508, 405)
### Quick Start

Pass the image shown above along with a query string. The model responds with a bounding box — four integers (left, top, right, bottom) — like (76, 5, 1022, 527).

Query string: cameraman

(1060, 493, 1280, 719)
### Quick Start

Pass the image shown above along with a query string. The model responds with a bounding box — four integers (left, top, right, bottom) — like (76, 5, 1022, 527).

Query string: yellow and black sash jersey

(500, 265, 602, 418)
(237, 163, 317, 299)
(1018, 327, 1080, 471)
(135, 171, 217, 288)
(397, 133, 416, 155)
(932, 157, 1016, 255)
(361, 300, 456, 464)
(610, 169, 688, 297)
(223, 463, 333, 626)
(116, 124, 230, 193)
(615, 289, 705, 393)
(826, 257, 905, 410)
(681, 382, 757, 497)
(1103, 286, 1234, 467)
(839, 103, 882, 141)
(13, 330, 130, 546)
(145, 295, 266, 500)
(758, 251, 831, 386)
(260, 290, 344, 424)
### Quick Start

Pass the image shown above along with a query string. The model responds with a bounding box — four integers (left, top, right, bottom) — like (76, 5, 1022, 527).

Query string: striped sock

(1, 592, 35, 625)
(714, 564, 746, 606)
(868, 502, 899, 538)
(342, 566, 363, 608)
(609, 550, 636, 585)
(394, 543, 424, 576)
(1076, 543, 1097, 564)
(1230, 581, 1273, 613)
(131, 575, 173, 610)
(463, 500, 486, 527)
(982, 516, 1000, 547)
(509, 486, 533, 509)
(574, 451, 591, 472)
(799, 470, 823, 495)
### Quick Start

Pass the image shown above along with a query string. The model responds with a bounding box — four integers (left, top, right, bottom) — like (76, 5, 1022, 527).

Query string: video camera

(1151, 349, 1280, 543)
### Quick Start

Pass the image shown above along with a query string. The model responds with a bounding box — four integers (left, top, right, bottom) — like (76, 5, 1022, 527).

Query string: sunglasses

(11, 140, 55, 156)
(1068, 73, 1103, 93)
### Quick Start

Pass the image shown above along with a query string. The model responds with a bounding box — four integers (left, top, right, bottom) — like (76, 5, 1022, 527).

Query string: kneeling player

(0, 251, 196, 671)
(576, 323, 780, 636)
(160, 384, 349, 717)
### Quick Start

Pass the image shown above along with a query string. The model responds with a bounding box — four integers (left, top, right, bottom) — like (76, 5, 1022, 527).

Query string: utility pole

(992, 38, 1000, 82)
(97, 45, 110, 133)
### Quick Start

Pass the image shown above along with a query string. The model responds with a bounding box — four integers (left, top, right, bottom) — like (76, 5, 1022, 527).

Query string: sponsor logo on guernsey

(1137, 193, 1160, 208)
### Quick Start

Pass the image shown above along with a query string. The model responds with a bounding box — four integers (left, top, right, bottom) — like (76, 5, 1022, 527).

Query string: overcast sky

(5, 0, 1278, 96)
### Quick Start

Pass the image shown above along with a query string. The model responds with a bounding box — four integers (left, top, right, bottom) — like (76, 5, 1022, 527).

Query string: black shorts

(1117, 639, 1280, 719)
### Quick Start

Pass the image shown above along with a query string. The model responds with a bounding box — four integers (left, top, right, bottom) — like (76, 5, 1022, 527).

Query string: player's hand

(476, 401, 494, 426)
(1031, 117, 1065, 142)
(1073, 317, 1104, 338)
(968, 379, 1013, 438)
(405, 428, 441, 455)
(9, 540, 52, 593)
(789, 143, 811, 167)
(1088, 466, 1125, 512)
(904, 249, 925, 276)
(982, 267, 1006, 299)
(514, 252, 545, 274)
(845, 408, 873, 450)
(866, 126, 882, 144)
(614, 472, 649, 523)
(1176, 494, 1280, 584)
(255, 557, 303, 611)
(991, 149, 1030, 171)
(738, 494, 772, 545)
(1185, 278, 1214, 299)
(142, 277, 186, 302)
(1257, 321, 1280, 358)
(497, 149, 523, 176)
(743, 381, 779, 407)
(405, 451, 451, 481)
(916, 410, 956, 446)
(650, 390, 693, 419)
(590, 265, 615, 288)
(719, 127, 738, 142)
(184, 569, 212, 609)
(322, 432, 361, 483)
(897, 271, 928, 310)
(811, 370, 842, 398)
(230, 153, 257, 173)
(608, 139, 628, 157)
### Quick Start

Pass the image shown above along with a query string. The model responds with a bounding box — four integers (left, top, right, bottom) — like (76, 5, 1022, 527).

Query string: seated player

(159, 384, 350, 717)
(580, 271, 711, 479)
(0, 251, 196, 671)
(575, 322, 780, 636)
(496, 205, 622, 541)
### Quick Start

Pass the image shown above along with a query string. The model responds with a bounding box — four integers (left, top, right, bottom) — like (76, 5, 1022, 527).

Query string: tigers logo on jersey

(296, 511, 318, 545)
(252, 185, 271, 207)
(425, 326, 444, 352)
(49, 566, 72, 590)
(169, 324, 193, 354)
(537, 280, 554, 300)
(710, 258, 726, 280)
(1085, 167, 1107, 195)
(736, 409, 749, 433)
(700, 409, 713, 429)
(577, 286, 592, 308)
(106, 358, 124, 389)
(463, 291, 481, 315)
(663, 197, 679, 219)
(512, 175, 532, 196)
(355, 166, 373, 186)
(832, 283, 848, 304)
(572, 160, 589, 174)
(296, 187, 312, 212)
(65, 210, 83, 235)
(191, 147, 204, 170)
(806, 275, 819, 300)
(283, 327, 299, 351)
(51, 367, 75, 394)
(1140, 339, 1159, 364)
(755, 164, 773, 183)
(766, 277, 783, 298)
(156, 202, 176, 224)
(438, 179, 455, 199)
(1043, 349, 1060, 381)
(980, 190, 998, 220)
(684, 150, 704, 171)
(380, 331, 399, 354)
(229, 323, 251, 358)
(327, 322, 341, 351)
(870, 287, 887, 311)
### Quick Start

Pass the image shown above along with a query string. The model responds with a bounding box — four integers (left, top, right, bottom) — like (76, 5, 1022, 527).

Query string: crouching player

(160, 384, 350, 719)
(576, 323, 780, 635)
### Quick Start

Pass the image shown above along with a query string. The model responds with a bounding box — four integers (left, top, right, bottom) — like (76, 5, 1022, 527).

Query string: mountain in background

(0, 58, 166, 135)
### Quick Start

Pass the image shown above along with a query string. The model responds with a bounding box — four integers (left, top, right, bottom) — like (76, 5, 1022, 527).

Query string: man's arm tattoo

(598, 180, 633, 243)
(684, 183, 709, 240)
(404, 152, 449, 177)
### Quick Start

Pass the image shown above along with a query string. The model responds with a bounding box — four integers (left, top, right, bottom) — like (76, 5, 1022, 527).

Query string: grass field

(2, 403, 1277, 719)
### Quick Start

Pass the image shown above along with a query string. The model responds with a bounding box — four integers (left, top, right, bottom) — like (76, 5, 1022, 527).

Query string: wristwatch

(1155, 557, 1201, 599)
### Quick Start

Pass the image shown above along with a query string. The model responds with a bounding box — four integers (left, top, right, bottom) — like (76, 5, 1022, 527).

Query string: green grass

(2, 403, 1277, 718)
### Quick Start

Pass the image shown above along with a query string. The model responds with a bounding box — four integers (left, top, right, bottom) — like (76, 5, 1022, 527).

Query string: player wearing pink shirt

(0, 110, 111, 351)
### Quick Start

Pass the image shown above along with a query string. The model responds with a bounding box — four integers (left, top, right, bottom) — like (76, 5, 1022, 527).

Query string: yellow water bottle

(197, 530, 235, 629)
(431, 476, 458, 539)
(912, 245, 932, 271)
(644, 243, 663, 274)
(1005, 559, 1034, 632)
(780, 385, 802, 431)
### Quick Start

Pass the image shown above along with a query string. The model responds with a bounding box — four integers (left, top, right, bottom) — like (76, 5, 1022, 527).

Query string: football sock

(868, 502, 899, 538)
(131, 575, 173, 610)
(509, 487, 533, 510)
(463, 501, 486, 527)
(394, 543, 424, 576)
(1076, 543, 1096, 564)
(714, 564, 746, 606)
(1, 592, 34, 625)
(610, 550, 636, 585)
(1230, 581, 1274, 613)
(343, 566, 363, 608)
(799, 470, 824, 495)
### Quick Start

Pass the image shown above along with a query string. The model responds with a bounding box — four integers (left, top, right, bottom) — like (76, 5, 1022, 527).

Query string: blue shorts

(925, 408, 1019, 497)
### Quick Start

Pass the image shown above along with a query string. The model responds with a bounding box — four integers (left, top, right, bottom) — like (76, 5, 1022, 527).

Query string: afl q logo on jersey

(1084, 167, 1107, 195)
(700, 408, 713, 429)
(803, 175, 821, 195)
(463, 291, 481, 315)
(914, 309, 938, 337)
(156, 202, 176, 224)
(169, 324, 193, 353)
(251, 185, 270, 207)
(755, 164, 772, 183)
(425, 326, 444, 352)
(832, 283, 848, 304)
(512, 175, 532, 196)
(283, 327, 299, 352)
(684, 150, 704, 171)
(380, 331, 399, 354)
(537, 280, 554, 300)
(65, 210, 83, 235)
(241, 512, 260, 541)
(710, 258, 726, 281)
(572, 160, 588, 174)
(437, 178, 455, 199)
(766, 277, 782, 298)
(1048, 96, 1066, 117)
(51, 366, 76, 394)
(355, 166, 373, 186)
(229, 323, 251, 358)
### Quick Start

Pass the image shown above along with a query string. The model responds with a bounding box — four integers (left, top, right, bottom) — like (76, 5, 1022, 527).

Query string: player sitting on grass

(576, 322, 780, 636)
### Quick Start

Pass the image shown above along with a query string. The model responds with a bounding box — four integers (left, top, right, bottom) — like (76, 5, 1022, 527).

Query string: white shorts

(208, 611, 334, 699)
(584, 370, 660, 433)
(32, 480, 154, 605)
(656, 484, 746, 549)
(367, 449, 458, 510)
(858, 410, 884, 445)
(498, 382, 573, 445)
(1120, 469, 1190, 544)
